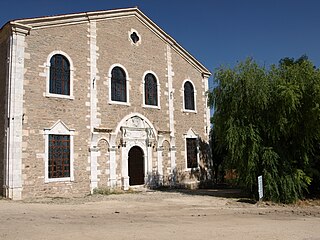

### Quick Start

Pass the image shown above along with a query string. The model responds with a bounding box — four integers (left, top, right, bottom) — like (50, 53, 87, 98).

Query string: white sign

(258, 175, 263, 199)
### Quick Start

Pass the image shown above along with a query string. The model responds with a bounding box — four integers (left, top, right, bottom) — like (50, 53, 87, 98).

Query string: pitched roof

(2, 7, 211, 76)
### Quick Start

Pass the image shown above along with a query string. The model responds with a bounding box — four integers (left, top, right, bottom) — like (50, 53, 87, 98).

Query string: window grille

(111, 67, 127, 102)
(186, 138, 198, 168)
(145, 73, 157, 106)
(50, 54, 70, 95)
(48, 135, 70, 178)
(184, 81, 195, 110)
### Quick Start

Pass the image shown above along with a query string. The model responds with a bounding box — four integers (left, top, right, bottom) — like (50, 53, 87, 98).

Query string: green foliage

(209, 56, 320, 203)
(92, 187, 137, 195)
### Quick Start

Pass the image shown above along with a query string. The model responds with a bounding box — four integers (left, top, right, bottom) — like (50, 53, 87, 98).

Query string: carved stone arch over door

(115, 113, 158, 190)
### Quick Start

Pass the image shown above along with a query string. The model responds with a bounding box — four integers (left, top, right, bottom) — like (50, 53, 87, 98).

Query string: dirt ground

(0, 189, 320, 240)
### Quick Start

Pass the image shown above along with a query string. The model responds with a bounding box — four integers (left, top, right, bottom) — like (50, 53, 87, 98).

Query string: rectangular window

(48, 134, 70, 178)
(186, 138, 198, 168)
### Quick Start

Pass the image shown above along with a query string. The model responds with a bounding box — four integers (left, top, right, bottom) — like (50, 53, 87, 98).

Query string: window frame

(108, 64, 130, 106)
(128, 28, 142, 46)
(48, 134, 71, 179)
(44, 120, 75, 183)
(142, 71, 160, 109)
(45, 51, 74, 100)
(182, 80, 197, 113)
(184, 128, 199, 170)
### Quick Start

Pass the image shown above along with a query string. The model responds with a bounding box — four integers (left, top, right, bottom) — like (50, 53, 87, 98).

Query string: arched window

(144, 73, 158, 106)
(111, 67, 127, 102)
(184, 81, 195, 110)
(49, 54, 70, 95)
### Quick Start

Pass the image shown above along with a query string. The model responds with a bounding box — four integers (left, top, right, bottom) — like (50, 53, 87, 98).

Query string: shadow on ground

(154, 186, 250, 199)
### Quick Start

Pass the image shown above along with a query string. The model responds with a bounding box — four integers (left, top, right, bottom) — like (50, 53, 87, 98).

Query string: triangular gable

(44, 120, 74, 135)
(4, 7, 211, 76)
(185, 128, 198, 138)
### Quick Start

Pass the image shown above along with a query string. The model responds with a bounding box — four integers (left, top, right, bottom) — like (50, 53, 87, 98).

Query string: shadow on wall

(147, 137, 214, 189)
(0, 150, 3, 197)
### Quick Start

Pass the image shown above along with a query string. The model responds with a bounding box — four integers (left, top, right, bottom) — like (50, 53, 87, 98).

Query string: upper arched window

(49, 54, 70, 95)
(111, 67, 127, 102)
(184, 81, 195, 110)
(144, 73, 158, 106)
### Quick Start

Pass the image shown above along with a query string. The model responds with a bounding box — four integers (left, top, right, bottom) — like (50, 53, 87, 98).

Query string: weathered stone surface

(0, 8, 211, 199)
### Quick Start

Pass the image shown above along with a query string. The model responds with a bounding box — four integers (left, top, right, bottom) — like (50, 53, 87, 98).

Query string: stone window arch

(183, 80, 196, 111)
(45, 51, 74, 99)
(143, 71, 160, 108)
(108, 64, 130, 105)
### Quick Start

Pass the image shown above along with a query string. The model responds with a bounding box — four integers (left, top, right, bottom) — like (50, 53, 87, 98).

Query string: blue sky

(1, 0, 320, 89)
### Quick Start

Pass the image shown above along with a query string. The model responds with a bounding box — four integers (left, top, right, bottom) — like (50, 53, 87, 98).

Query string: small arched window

(50, 54, 70, 95)
(184, 81, 195, 110)
(144, 73, 158, 106)
(111, 67, 127, 102)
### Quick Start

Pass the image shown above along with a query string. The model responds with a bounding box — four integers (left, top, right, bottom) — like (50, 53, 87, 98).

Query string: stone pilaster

(166, 44, 176, 172)
(5, 23, 30, 200)
(203, 73, 211, 140)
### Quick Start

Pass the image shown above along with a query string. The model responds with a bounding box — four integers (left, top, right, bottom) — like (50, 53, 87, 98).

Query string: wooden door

(128, 146, 144, 185)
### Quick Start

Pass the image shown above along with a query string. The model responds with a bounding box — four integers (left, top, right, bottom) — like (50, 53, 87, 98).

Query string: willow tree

(209, 56, 320, 203)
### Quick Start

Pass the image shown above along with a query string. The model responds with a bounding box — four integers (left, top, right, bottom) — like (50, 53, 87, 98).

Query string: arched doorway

(128, 146, 144, 185)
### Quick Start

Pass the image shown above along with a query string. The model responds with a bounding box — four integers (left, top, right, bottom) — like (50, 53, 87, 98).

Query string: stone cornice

(202, 72, 211, 79)
(6, 7, 211, 76)
(0, 21, 31, 47)
(10, 22, 32, 35)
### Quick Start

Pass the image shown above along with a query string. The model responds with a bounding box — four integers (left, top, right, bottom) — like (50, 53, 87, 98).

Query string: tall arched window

(184, 81, 195, 110)
(144, 73, 158, 106)
(50, 54, 70, 95)
(111, 67, 127, 102)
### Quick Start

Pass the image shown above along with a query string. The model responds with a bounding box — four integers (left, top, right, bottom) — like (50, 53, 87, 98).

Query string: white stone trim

(44, 50, 75, 99)
(182, 79, 197, 113)
(108, 133, 117, 188)
(108, 63, 131, 105)
(166, 45, 176, 172)
(43, 120, 75, 183)
(89, 20, 99, 192)
(184, 128, 200, 170)
(142, 70, 161, 109)
(125, 142, 148, 188)
(115, 113, 157, 189)
(203, 74, 210, 139)
(11, 8, 211, 76)
(114, 112, 158, 138)
(128, 28, 142, 46)
(4, 30, 27, 200)
(157, 136, 165, 178)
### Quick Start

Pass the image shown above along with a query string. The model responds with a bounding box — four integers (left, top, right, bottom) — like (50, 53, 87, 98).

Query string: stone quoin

(0, 7, 211, 200)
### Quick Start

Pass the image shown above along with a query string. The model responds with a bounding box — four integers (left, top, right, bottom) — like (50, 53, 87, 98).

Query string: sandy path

(0, 190, 319, 240)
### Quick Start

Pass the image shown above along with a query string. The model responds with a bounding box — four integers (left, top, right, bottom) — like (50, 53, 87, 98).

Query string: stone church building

(0, 7, 211, 200)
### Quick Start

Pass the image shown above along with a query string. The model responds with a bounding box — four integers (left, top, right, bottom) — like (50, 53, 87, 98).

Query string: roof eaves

(5, 7, 211, 76)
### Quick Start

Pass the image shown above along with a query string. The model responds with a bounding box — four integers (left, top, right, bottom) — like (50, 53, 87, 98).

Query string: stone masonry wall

(95, 16, 170, 178)
(171, 49, 209, 182)
(96, 17, 169, 132)
(18, 13, 208, 198)
(22, 23, 91, 198)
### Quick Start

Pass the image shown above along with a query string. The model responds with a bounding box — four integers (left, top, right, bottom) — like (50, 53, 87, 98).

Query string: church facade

(0, 7, 211, 200)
